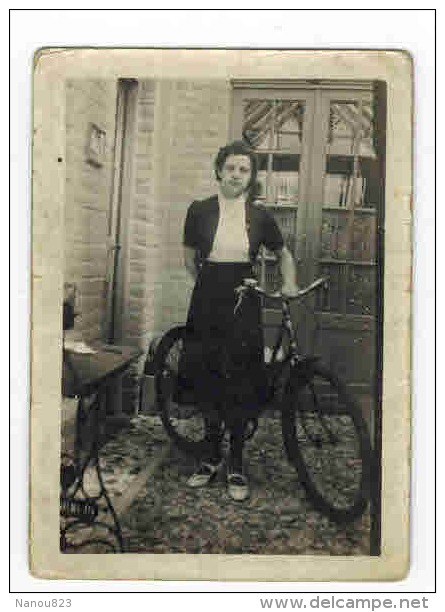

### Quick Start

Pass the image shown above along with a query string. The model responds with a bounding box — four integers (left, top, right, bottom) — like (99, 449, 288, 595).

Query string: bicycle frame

(236, 277, 328, 404)
(267, 299, 298, 366)
(254, 282, 345, 449)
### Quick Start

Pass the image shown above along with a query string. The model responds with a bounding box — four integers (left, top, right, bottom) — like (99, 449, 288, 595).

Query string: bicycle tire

(282, 361, 372, 524)
(155, 325, 222, 458)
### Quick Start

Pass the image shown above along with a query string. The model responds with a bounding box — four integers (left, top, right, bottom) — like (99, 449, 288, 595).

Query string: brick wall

(120, 80, 157, 350)
(64, 77, 232, 380)
(151, 79, 231, 336)
(64, 79, 117, 342)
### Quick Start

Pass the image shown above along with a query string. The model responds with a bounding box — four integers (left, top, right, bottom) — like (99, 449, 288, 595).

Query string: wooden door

(231, 81, 385, 400)
(311, 86, 382, 397)
(105, 79, 138, 343)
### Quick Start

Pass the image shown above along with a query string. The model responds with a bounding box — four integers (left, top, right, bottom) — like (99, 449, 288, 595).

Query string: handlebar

(234, 277, 328, 314)
(290, 276, 329, 299)
(238, 276, 329, 301)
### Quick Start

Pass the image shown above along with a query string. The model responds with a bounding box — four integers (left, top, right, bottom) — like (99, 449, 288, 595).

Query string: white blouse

(208, 193, 250, 262)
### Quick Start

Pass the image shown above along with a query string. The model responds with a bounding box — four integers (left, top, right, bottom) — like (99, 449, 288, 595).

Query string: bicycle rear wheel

(282, 361, 372, 523)
(155, 326, 221, 458)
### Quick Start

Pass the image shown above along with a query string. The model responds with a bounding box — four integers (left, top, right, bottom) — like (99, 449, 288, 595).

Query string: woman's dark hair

(214, 140, 259, 201)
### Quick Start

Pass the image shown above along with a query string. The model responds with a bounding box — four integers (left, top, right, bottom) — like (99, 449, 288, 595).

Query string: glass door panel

(242, 98, 305, 206)
(317, 88, 379, 366)
(323, 99, 378, 209)
(321, 211, 377, 262)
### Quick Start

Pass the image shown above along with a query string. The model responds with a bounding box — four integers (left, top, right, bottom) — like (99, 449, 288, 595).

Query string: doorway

(231, 80, 386, 395)
(105, 79, 138, 344)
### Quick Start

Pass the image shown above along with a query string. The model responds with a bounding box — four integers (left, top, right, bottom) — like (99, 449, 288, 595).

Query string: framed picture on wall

(85, 122, 106, 167)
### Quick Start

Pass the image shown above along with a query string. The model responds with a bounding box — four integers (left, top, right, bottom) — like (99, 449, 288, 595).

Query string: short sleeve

(262, 209, 284, 252)
(183, 202, 199, 249)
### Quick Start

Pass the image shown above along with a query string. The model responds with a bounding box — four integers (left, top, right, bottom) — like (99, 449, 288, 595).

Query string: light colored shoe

(187, 461, 221, 488)
(227, 472, 250, 501)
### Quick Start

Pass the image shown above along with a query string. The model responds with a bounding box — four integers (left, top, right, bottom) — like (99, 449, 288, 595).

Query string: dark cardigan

(183, 195, 284, 264)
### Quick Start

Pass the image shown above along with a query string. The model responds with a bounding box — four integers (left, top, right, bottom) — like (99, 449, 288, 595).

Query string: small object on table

(63, 339, 97, 355)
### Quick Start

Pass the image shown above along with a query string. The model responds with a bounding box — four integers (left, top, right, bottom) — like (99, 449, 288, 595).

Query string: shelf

(255, 201, 299, 209)
(318, 258, 377, 267)
(322, 205, 377, 215)
(256, 202, 376, 213)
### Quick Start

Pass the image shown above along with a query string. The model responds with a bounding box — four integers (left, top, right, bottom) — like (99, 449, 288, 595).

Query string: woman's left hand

(281, 283, 300, 298)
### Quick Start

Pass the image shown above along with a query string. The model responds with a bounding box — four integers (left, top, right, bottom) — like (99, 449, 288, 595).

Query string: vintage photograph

(30, 48, 412, 581)
(60, 73, 384, 556)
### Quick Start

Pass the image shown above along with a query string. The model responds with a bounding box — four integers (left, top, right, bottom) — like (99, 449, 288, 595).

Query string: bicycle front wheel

(282, 362, 372, 524)
(155, 326, 219, 458)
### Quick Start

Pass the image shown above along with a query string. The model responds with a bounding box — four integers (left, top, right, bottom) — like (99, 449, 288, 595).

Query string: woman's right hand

(184, 246, 199, 280)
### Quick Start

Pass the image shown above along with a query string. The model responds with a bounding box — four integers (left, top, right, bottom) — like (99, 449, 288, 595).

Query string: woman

(183, 140, 298, 501)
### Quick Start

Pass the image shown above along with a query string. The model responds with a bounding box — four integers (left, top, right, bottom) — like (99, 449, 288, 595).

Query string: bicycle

(154, 277, 372, 524)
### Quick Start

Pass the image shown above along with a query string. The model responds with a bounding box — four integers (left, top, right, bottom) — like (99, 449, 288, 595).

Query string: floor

(61, 414, 372, 556)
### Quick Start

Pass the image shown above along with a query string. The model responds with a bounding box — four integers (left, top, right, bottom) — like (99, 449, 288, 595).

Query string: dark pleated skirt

(185, 261, 266, 420)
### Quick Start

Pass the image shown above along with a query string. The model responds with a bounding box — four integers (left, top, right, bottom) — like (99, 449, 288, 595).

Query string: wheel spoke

(297, 411, 363, 509)
(282, 364, 371, 522)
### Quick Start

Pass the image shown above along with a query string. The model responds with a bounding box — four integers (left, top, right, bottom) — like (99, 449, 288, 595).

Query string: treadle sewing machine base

(61, 343, 141, 553)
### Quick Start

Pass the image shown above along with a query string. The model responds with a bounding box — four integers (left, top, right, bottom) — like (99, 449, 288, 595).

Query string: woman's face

(218, 154, 252, 199)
